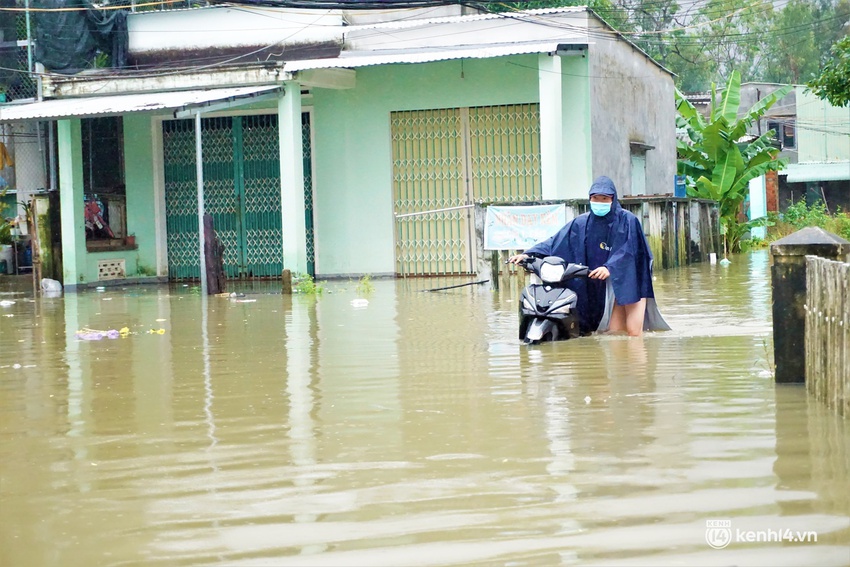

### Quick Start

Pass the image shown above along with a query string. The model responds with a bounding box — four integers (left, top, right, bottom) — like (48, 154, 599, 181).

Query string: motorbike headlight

(551, 304, 571, 314)
(522, 297, 535, 311)
(539, 262, 565, 283)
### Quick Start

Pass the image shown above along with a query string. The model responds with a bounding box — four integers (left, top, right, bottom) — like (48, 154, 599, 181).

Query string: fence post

(769, 227, 850, 383)
(473, 204, 495, 290)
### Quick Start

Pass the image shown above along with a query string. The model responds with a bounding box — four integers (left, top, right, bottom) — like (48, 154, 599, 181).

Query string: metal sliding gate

(163, 113, 315, 280)
(392, 103, 541, 276)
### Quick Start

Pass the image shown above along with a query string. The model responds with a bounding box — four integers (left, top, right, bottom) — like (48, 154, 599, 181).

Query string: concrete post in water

(282, 269, 292, 294)
(473, 204, 497, 291)
(203, 214, 226, 295)
(770, 227, 849, 383)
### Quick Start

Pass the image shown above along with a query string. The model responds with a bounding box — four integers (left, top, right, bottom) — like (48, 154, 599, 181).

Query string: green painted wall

(310, 55, 540, 276)
(560, 55, 592, 197)
(81, 114, 158, 282)
(58, 119, 87, 286)
(123, 114, 158, 277)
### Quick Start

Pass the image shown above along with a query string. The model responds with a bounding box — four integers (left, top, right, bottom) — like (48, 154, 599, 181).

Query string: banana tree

(676, 71, 791, 255)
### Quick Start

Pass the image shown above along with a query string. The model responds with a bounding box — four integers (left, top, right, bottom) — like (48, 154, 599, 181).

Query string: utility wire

(1, 2, 845, 82)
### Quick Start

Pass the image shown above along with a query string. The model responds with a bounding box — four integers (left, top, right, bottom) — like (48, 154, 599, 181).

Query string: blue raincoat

(524, 176, 669, 333)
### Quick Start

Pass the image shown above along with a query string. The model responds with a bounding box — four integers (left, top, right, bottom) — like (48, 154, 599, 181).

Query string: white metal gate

(392, 103, 541, 275)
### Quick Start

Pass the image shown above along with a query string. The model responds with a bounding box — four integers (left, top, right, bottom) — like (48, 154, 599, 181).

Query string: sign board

(484, 204, 566, 251)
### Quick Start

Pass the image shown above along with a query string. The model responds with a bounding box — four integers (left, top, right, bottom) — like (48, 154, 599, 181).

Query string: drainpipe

(25, 0, 32, 75)
(195, 112, 207, 294)
(48, 122, 56, 190)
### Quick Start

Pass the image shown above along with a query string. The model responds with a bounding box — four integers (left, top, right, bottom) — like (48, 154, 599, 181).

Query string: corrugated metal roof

(343, 6, 585, 32)
(285, 41, 580, 71)
(0, 85, 282, 122)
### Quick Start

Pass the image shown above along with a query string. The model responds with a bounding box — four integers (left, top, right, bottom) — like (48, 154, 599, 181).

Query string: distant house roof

(0, 85, 282, 122)
(285, 40, 578, 71)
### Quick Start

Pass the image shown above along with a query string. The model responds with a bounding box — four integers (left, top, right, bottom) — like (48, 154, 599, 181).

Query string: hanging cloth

(0, 142, 14, 170)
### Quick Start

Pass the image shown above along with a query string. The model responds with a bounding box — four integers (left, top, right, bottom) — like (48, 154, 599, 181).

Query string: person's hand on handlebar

(588, 266, 610, 280)
(507, 253, 530, 264)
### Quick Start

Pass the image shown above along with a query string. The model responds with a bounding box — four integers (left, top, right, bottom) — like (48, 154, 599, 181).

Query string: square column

(748, 175, 767, 239)
(278, 82, 307, 275)
(539, 54, 565, 201)
(57, 119, 86, 289)
(538, 52, 592, 200)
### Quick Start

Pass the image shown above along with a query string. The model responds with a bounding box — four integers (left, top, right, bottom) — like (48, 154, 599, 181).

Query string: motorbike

(516, 256, 589, 344)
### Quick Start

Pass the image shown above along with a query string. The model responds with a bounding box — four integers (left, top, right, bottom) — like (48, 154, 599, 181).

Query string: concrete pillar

(539, 54, 565, 201)
(748, 175, 766, 239)
(770, 227, 850, 383)
(57, 119, 86, 290)
(278, 82, 307, 275)
(538, 52, 591, 200)
(765, 170, 779, 213)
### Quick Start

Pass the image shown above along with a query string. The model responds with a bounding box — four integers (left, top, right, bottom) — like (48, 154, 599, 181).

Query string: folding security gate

(163, 113, 315, 279)
(392, 103, 541, 276)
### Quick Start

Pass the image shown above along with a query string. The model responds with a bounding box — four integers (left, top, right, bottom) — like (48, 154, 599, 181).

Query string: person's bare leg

(624, 299, 647, 337)
(609, 304, 627, 332)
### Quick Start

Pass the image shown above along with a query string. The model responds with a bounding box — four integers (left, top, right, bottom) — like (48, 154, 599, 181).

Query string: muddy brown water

(1, 251, 848, 566)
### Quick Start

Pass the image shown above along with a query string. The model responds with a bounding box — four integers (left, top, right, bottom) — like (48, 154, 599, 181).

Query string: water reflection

(0, 253, 848, 567)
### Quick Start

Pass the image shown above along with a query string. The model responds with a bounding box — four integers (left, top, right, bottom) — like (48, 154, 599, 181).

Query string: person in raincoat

(508, 176, 669, 337)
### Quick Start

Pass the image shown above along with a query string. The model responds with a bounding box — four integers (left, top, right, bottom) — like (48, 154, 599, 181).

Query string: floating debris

(76, 326, 134, 341)
(75, 329, 114, 341)
(0, 300, 15, 307)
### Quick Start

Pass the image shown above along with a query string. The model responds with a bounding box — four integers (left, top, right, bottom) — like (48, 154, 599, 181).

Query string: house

(0, 4, 676, 289)
(739, 83, 850, 221)
(684, 83, 849, 238)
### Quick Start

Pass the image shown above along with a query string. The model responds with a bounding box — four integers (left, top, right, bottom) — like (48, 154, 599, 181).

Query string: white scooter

(516, 256, 588, 344)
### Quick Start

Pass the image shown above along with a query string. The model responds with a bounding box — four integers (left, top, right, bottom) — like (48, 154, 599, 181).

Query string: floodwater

(1, 251, 848, 567)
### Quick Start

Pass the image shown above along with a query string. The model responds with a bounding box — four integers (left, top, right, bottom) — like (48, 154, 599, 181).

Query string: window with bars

(82, 116, 127, 244)
(767, 120, 796, 150)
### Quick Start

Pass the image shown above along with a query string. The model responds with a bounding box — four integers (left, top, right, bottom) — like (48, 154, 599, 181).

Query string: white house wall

(127, 6, 344, 53)
(796, 87, 850, 164)
(587, 19, 675, 196)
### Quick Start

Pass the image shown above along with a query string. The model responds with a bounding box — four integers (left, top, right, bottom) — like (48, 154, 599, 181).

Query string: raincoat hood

(588, 176, 622, 213)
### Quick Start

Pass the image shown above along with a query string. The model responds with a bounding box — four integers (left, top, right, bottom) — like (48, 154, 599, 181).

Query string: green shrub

(825, 209, 850, 241)
(294, 273, 324, 295)
(0, 219, 11, 246)
(740, 236, 769, 252)
(355, 274, 374, 296)
(767, 200, 850, 241)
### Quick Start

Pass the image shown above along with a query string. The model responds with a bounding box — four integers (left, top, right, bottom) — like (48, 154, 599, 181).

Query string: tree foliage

(484, 0, 850, 92)
(676, 71, 791, 254)
(806, 35, 850, 107)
